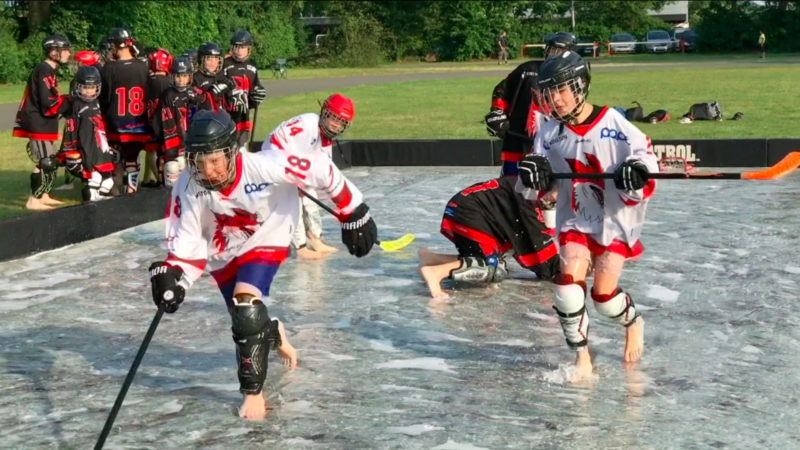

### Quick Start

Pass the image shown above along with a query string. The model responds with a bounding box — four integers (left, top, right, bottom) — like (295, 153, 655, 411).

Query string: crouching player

(148, 110, 378, 419)
(519, 51, 658, 381)
(54, 66, 116, 201)
(419, 175, 559, 299)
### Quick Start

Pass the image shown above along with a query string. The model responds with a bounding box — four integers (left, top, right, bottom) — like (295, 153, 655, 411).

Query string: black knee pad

(231, 293, 281, 395)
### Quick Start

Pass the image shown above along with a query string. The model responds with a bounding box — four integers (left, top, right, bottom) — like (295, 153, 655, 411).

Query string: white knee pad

(163, 160, 182, 187)
(176, 155, 186, 172)
(553, 276, 589, 349)
(592, 288, 639, 327)
(125, 162, 139, 192)
(87, 171, 113, 201)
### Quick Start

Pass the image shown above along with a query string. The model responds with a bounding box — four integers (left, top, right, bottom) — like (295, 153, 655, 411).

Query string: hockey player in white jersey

(264, 93, 356, 259)
(518, 51, 658, 381)
(148, 109, 378, 419)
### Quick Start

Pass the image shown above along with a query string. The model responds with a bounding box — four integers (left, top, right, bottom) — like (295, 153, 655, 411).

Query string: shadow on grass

(0, 169, 83, 220)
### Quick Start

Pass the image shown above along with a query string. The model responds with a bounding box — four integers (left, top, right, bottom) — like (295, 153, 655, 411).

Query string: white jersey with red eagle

(164, 148, 362, 285)
(531, 106, 658, 249)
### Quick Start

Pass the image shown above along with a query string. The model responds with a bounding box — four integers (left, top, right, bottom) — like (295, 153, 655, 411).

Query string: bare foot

(308, 234, 339, 254)
(296, 246, 328, 260)
(624, 316, 645, 362)
(239, 393, 270, 420)
(40, 193, 65, 205)
(25, 196, 54, 211)
(420, 265, 451, 299)
(276, 321, 298, 369)
(571, 348, 593, 383)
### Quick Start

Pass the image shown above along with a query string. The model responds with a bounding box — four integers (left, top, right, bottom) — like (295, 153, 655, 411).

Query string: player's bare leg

(239, 392, 270, 420)
(418, 247, 459, 267)
(572, 348, 594, 382)
(296, 245, 329, 260)
(420, 260, 460, 299)
(624, 316, 645, 362)
(308, 232, 339, 254)
(276, 320, 298, 369)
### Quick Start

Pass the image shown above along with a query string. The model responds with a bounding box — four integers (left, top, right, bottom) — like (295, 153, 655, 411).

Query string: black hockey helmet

(171, 56, 193, 91)
(108, 27, 134, 47)
(184, 110, 239, 190)
(182, 48, 199, 72)
(544, 31, 577, 57)
(74, 65, 102, 102)
(230, 30, 254, 62)
(536, 51, 591, 123)
(198, 42, 223, 76)
(43, 34, 71, 53)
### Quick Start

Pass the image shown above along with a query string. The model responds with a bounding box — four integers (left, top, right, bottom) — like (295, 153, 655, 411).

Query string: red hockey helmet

(75, 50, 101, 67)
(148, 48, 174, 74)
(320, 93, 356, 139)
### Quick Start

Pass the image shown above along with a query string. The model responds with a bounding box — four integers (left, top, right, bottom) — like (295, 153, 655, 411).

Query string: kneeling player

(419, 176, 559, 299)
(149, 110, 378, 420)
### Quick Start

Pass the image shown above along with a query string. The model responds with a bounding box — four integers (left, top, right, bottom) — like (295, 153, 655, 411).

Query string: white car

(645, 30, 673, 53)
(609, 33, 636, 54)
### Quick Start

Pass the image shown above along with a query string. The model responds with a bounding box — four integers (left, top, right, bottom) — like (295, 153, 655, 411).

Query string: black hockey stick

(297, 187, 415, 252)
(95, 307, 164, 450)
(550, 151, 800, 181)
(248, 106, 259, 152)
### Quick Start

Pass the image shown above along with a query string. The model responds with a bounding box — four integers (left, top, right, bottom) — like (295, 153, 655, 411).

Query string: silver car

(645, 30, 673, 53)
(609, 33, 636, 54)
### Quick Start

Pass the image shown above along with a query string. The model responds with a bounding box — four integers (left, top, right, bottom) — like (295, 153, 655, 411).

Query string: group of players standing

(14, 28, 267, 209)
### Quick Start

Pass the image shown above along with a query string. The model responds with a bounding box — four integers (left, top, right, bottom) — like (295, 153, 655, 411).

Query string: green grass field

(2, 56, 799, 219)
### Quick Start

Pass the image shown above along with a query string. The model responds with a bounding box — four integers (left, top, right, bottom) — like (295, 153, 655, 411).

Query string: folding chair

(271, 58, 288, 79)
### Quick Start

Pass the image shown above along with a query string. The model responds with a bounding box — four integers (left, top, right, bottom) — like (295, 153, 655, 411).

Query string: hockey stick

(95, 307, 164, 450)
(551, 152, 800, 181)
(297, 187, 415, 252)
(247, 106, 259, 152)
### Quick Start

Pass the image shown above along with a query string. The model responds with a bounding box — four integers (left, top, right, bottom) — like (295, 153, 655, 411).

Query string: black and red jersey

(13, 61, 68, 141)
(156, 87, 197, 157)
(441, 176, 558, 279)
(100, 58, 151, 143)
(192, 71, 233, 112)
(222, 57, 263, 132)
(59, 97, 115, 177)
(146, 73, 172, 134)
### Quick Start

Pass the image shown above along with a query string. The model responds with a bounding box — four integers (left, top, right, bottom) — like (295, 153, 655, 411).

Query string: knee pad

(552, 274, 589, 349)
(592, 288, 640, 327)
(62, 151, 84, 178)
(124, 161, 139, 192)
(163, 160, 182, 187)
(83, 171, 114, 201)
(450, 255, 506, 284)
(230, 293, 281, 395)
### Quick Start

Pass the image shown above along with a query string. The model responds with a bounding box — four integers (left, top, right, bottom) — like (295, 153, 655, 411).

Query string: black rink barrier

(0, 188, 170, 262)
(2, 138, 798, 262)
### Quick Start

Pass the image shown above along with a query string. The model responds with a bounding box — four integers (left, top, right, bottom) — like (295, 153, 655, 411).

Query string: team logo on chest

(565, 153, 605, 223)
(212, 208, 261, 252)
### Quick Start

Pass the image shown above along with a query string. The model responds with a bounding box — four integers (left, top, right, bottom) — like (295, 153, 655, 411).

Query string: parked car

(576, 37, 601, 57)
(645, 30, 673, 53)
(673, 28, 698, 52)
(609, 32, 637, 54)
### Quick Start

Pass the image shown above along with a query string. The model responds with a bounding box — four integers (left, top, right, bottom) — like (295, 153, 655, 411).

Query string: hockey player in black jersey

(55, 66, 116, 202)
(419, 176, 559, 299)
(193, 42, 235, 112)
(154, 56, 197, 187)
(485, 31, 576, 176)
(223, 30, 268, 150)
(100, 27, 151, 194)
(143, 48, 175, 186)
(13, 34, 72, 210)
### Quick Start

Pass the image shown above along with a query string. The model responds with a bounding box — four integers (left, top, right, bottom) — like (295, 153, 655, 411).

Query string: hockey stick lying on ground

(298, 187, 416, 252)
(95, 307, 164, 450)
(551, 151, 800, 181)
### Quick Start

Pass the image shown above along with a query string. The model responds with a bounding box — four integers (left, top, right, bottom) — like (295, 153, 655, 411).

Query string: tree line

(1, 1, 798, 83)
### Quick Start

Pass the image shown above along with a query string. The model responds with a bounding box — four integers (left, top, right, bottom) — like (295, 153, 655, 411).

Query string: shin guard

(231, 293, 281, 395)
(553, 274, 589, 350)
(592, 288, 640, 327)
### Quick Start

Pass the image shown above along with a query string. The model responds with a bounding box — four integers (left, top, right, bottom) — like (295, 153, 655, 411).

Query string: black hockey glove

(485, 109, 509, 139)
(518, 154, 553, 191)
(38, 155, 61, 173)
(149, 262, 185, 313)
(340, 203, 378, 258)
(230, 89, 248, 114)
(614, 160, 649, 191)
(210, 79, 235, 97)
(250, 86, 267, 106)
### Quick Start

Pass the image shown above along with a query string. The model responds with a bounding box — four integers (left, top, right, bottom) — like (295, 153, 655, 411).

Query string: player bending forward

(148, 110, 378, 419)
(519, 51, 658, 381)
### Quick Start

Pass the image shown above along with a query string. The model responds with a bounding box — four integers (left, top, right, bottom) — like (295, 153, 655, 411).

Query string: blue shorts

(209, 246, 289, 310)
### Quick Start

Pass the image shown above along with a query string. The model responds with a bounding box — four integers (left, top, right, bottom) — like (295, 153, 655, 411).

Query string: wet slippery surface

(2, 167, 800, 449)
